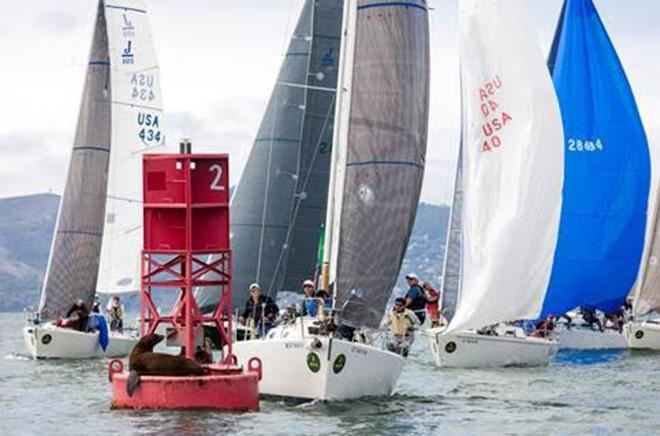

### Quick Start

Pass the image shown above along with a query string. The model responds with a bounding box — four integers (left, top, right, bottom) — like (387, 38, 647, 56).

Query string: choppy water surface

(1, 313, 659, 435)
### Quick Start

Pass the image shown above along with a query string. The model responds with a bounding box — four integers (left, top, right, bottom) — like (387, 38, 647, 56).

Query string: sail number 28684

(567, 138, 603, 152)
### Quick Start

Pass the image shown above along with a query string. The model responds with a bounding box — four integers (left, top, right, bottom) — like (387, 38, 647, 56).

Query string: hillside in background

(0, 194, 59, 311)
(0, 193, 449, 312)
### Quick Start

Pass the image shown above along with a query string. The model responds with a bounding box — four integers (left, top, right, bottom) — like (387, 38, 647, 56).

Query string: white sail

(97, 0, 165, 293)
(447, 0, 564, 333)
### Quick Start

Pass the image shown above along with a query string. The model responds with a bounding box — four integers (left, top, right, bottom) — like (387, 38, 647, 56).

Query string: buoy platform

(109, 149, 260, 411)
(109, 360, 261, 411)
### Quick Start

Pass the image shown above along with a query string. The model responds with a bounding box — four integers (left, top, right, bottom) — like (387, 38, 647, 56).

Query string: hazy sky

(0, 0, 658, 204)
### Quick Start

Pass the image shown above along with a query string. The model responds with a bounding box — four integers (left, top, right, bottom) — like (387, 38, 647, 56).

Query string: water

(2, 313, 659, 435)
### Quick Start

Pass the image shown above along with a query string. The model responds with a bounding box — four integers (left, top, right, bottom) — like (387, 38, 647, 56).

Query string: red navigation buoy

(109, 146, 260, 411)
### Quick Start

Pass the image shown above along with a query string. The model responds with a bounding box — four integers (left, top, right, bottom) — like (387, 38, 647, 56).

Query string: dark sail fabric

(335, 0, 430, 329)
(211, 0, 343, 312)
(541, 0, 650, 316)
(39, 1, 111, 319)
(441, 147, 463, 320)
(278, 1, 343, 294)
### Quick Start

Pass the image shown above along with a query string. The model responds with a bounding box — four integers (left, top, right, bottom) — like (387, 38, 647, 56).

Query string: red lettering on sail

(477, 76, 513, 153)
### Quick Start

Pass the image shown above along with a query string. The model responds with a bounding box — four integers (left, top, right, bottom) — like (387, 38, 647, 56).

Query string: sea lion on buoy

(126, 333, 205, 397)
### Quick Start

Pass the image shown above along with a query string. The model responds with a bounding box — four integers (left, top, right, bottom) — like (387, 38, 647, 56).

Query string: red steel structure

(109, 152, 259, 411)
(140, 153, 233, 362)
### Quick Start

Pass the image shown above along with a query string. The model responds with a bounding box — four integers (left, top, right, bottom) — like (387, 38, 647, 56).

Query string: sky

(0, 0, 658, 205)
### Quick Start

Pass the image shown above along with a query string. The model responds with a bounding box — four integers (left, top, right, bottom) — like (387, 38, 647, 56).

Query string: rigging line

(266, 0, 317, 298)
(266, 93, 338, 296)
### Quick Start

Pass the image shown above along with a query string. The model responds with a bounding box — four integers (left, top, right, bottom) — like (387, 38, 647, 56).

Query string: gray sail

(335, 0, 430, 329)
(441, 147, 463, 320)
(278, 2, 343, 294)
(212, 0, 343, 311)
(38, 1, 111, 319)
(634, 187, 660, 316)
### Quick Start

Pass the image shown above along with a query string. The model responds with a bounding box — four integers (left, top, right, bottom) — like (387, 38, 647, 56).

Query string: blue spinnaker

(542, 0, 650, 316)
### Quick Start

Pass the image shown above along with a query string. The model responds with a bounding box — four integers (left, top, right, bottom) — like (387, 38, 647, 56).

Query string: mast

(321, 0, 358, 295)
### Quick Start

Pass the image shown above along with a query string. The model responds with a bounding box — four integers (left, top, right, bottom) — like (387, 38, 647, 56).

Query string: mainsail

(98, 0, 165, 293)
(541, 0, 650, 316)
(38, 0, 163, 318)
(39, 2, 112, 319)
(220, 0, 343, 311)
(329, 0, 430, 329)
(447, 0, 564, 333)
(634, 186, 660, 317)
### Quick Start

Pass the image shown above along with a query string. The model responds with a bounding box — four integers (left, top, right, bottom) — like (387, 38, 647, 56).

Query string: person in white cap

(404, 273, 426, 324)
(300, 279, 319, 317)
(239, 283, 279, 337)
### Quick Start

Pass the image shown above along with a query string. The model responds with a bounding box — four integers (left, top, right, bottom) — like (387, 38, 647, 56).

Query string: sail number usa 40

(567, 138, 603, 152)
(478, 75, 513, 153)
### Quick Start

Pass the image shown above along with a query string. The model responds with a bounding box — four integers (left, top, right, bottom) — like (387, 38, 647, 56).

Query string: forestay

(97, 0, 165, 293)
(541, 0, 650, 316)
(447, 0, 564, 333)
(331, 0, 430, 329)
(39, 1, 112, 319)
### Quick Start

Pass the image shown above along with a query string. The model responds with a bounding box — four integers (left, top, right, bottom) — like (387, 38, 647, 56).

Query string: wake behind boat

(22, 0, 166, 359)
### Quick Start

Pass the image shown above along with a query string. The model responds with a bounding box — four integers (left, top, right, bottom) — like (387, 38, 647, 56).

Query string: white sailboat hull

(230, 318, 406, 401)
(625, 320, 660, 350)
(424, 327, 557, 368)
(557, 325, 627, 350)
(23, 323, 137, 359)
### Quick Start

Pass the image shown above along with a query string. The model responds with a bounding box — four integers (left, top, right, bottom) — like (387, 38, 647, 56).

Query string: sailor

(385, 297, 420, 357)
(240, 283, 279, 338)
(300, 279, 318, 317)
(92, 295, 101, 314)
(423, 281, 442, 327)
(404, 273, 427, 324)
(107, 296, 125, 333)
(532, 314, 555, 338)
(58, 299, 90, 332)
(581, 305, 604, 332)
(313, 289, 333, 320)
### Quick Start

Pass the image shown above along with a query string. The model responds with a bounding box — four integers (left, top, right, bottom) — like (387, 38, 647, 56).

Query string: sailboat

(546, 0, 650, 350)
(627, 184, 660, 350)
(426, 0, 564, 368)
(229, 0, 430, 400)
(23, 0, 165, 359)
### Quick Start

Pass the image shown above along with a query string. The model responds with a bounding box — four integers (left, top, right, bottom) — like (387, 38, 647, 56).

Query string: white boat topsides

(230, 316, 406, 401)
(424, 324, 558, 368)
(23, 321, 137, 360)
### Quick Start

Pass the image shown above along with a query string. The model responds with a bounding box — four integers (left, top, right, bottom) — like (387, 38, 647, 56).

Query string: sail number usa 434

(567, 138, 604, 152)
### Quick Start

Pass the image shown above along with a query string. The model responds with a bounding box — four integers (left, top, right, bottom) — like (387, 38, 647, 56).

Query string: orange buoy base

(109, 361, 260, 411)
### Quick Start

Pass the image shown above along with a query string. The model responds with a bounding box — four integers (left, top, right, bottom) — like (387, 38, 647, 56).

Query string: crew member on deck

(240, 283, 279, 338)
(300, 279, 318, 317)
(107, 296, 125, 333)
(385, 297, 420, 357)
(423, 281, 442, 327)
(57, 299, 90, 332)
(404, 273, 427, 324)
